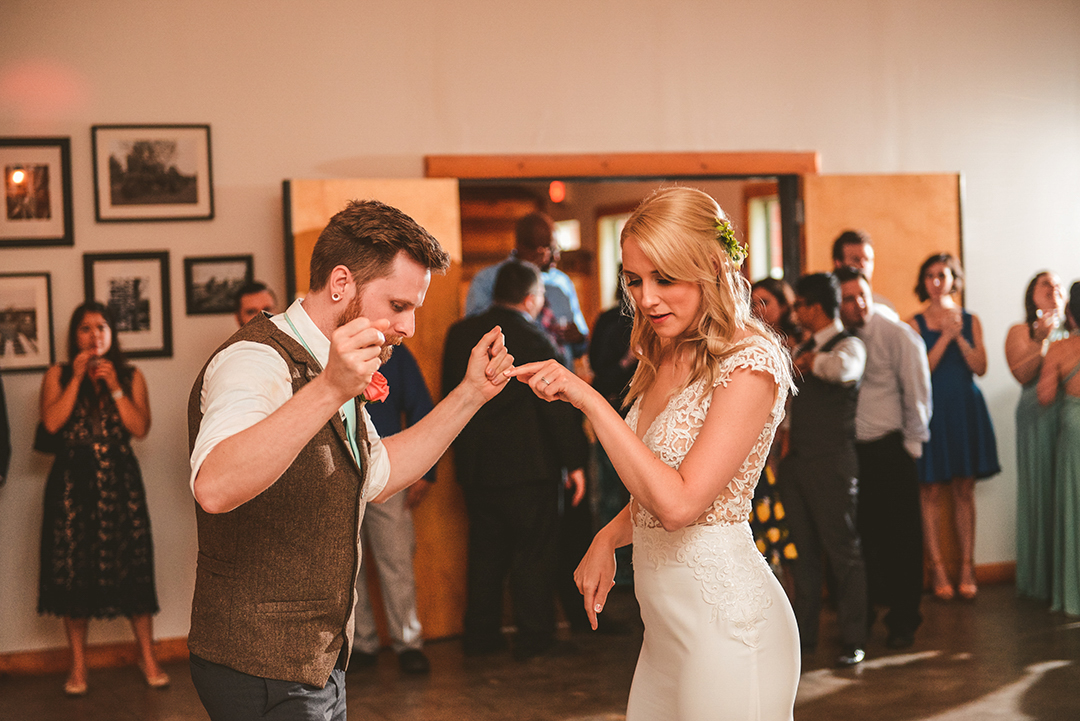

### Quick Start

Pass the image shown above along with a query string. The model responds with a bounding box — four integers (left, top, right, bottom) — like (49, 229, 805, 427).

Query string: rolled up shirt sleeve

(190, 342, 293, 494)
(811, 335, 866, 386)
(189, 340, 392, 498)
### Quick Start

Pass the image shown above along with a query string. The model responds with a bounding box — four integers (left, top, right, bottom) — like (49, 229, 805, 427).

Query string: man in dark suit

(443, 259, 587, 661)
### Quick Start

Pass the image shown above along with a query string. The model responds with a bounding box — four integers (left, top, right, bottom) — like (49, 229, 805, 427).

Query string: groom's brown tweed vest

(187, 313, 370, 688)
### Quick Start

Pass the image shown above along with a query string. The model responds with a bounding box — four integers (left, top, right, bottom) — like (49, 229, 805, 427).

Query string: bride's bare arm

(510, 360, 777, 531)
(574, 504, 633, 630)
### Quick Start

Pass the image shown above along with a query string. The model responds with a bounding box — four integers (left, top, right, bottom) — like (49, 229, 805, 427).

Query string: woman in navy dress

(907, 254, 1000, 602)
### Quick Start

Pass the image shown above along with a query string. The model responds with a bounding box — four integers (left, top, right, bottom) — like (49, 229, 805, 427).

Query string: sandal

(931, 565, 955, 601)
(63, 676, 88, 697)
(138, 660, 171, 689)
(958, 564, 978, 601)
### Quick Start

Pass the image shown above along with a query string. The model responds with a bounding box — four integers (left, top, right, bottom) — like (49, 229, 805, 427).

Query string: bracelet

(111, 388, 124, 401)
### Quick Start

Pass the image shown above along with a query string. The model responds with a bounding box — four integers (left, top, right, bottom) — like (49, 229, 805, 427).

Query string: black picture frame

(184, 254, 254, 315)
(0, 272, 55, 373)
(0, 137, 74, 247)
(91, 124, 214, 222)
(83, 252, 173, 358)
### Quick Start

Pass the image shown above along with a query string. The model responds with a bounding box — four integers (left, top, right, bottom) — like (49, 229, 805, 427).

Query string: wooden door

(803, 173, 963, 320)
(804, 172, 973, 584)
(283, 178, 468, 640)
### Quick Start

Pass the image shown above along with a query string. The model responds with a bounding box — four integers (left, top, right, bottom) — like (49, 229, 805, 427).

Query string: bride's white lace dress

(625, 337, 800, 721)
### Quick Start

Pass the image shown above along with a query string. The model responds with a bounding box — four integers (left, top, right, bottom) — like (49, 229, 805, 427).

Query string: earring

(332, 293, 341, 301)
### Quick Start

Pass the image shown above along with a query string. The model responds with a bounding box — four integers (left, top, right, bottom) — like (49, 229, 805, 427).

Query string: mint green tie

(283, 312, 362, 464)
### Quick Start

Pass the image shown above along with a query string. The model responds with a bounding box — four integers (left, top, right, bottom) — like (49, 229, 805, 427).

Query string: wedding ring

(540, 377, 550, 386)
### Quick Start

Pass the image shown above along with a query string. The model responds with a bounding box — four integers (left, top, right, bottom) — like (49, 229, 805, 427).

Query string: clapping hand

(1032, 309, 1059, 342)
(941, 308, 964, 341)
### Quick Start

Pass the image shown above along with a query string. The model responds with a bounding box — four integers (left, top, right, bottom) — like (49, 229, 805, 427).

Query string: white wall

(1, 0, 1078, 654)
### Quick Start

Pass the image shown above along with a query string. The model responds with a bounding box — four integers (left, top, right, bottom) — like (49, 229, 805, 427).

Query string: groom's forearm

(374, 382, 486, 502)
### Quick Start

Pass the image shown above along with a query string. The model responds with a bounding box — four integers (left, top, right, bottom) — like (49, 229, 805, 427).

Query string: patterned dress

(38, 365, 159, 619)
(625, 337, 800, 721)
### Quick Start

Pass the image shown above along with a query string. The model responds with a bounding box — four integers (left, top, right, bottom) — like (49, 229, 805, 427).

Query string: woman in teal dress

(1038, 282, 1080, 617)
(1005, 271, 1069, 601)
(908, 254, 1000, 601)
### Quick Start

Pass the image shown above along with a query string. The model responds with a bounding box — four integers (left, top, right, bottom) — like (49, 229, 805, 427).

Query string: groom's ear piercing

(332, 293, 341, 301)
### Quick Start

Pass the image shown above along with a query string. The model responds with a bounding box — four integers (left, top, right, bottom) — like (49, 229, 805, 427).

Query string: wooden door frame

(425, 152, 820, 279)
(425, 151, 820, 179)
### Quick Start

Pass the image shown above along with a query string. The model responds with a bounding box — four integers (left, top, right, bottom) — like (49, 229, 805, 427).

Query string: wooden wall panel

(285, 178, 468, 641)
(804, 173, 967, 582)
(803, 174, 963, 321)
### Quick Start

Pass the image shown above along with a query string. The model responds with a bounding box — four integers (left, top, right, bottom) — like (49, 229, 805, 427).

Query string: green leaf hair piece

(714, 217, 746, 266)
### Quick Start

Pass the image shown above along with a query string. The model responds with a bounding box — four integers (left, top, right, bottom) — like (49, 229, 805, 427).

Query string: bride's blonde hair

(621, 186, 784, 407)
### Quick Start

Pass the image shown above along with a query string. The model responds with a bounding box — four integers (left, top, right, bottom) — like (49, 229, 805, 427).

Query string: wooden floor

(1, 583, 1078, 720)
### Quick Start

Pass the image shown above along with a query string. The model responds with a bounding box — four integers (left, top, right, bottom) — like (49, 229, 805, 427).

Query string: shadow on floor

(1, 584, 1077, 720)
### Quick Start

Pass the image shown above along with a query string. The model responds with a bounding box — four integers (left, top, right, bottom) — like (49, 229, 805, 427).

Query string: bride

(510, 187, 800, 720)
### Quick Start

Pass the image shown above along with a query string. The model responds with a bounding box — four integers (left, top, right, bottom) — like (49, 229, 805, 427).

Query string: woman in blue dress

(907, 254, 1000, 601)
(1005, 272, 1069, 601)
(1037, 282, 1080, 616)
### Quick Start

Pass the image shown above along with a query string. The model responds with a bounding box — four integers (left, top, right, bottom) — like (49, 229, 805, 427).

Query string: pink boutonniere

(363, 371, 390, 404)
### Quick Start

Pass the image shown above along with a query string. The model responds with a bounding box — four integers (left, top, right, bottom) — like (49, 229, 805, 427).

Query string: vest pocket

(256, 598, 333, 615)
(197, 551, 236, 578)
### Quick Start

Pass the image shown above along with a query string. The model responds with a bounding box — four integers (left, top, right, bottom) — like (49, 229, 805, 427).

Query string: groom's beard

(337, 294, 403, 364)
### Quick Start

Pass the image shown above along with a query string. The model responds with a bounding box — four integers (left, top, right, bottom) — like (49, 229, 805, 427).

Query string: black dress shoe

(397, 649, 431, 674)
(463, 635, 508, 657)
(836, 647, 865, 666)
(886, 631, 916, 650)
(513, 639, 577, 662)
(350, 650, 379, 669)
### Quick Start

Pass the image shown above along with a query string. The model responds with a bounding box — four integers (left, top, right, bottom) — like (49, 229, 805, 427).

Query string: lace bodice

(626, 336, 794, 529)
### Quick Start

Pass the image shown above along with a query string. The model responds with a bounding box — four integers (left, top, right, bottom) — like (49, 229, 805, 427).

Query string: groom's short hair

(493, 260, 543, 306)
(309, 199, 450, 292)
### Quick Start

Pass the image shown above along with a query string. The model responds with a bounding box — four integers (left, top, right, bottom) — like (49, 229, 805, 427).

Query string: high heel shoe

(138, 660, 171, 689)
(931, 565, 955, 601)
(958, 564, 978, 601)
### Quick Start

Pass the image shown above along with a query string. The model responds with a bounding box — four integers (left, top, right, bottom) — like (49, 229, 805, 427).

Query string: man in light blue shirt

(464, 212, 589, 367)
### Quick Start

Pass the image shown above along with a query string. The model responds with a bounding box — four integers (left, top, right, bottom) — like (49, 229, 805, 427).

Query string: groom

(187, 199, 514, 721)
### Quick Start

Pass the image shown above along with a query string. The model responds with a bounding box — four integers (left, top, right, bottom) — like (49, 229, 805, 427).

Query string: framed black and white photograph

(0, 272, 54, 373)
(0, 137, 74, 247)
(83, 252, 172, 358)
(91, 124, 213, 222)
(184, 254, 253, 315)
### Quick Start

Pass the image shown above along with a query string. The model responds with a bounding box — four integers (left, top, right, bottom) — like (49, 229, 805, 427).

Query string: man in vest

(187, 199, 514, 721)
(837, 266, 931, 650)
(779, 272, 869, 667)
